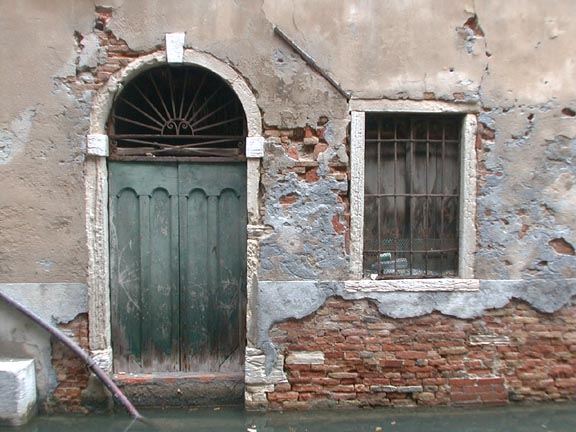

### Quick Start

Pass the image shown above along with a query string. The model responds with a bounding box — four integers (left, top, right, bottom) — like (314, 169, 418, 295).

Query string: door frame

(85, 50, 263, 373)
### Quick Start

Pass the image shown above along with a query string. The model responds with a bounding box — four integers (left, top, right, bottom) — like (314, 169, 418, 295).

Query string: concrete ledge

(0, 283, 88, 324)
(114, 373, 244, 408)
(345, 279, 480, 292)
(0, 359, 37, 427)
(349, 98, 480, 113)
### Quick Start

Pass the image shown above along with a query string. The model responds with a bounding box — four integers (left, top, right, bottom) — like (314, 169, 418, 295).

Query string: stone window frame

(348, 99, 478, 289)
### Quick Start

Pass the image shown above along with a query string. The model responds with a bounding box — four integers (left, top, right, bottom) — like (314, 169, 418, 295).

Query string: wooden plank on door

(109, 162, 180, 373)
(178, 163, 247, 373)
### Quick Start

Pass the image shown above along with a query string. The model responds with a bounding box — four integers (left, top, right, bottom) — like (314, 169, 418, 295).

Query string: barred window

(363, 114, 462, 279)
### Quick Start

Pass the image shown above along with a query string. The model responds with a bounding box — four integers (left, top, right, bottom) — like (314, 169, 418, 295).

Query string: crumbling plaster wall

(264, 0, 576, 280)
(0, 0, 94, 282)
(2, 1, 573, 283)
(0, 0, 575, 409)
(104, 0, 576, 281)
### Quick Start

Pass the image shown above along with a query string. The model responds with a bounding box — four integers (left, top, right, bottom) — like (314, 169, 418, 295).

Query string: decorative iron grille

(109, 65, 247, 161)
(363, 114, 462, 279)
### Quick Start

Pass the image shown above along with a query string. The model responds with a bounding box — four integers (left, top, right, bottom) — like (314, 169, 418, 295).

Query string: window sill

(344, 278, 480, 293)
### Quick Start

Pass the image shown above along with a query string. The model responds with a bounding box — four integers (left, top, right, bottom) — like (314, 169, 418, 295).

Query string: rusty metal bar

(393, 118, 399, 274)
(110, 155, 244, 163)
(133, 82, 169, 124)
(190, 99, 235, 129)
(376, 118, 382, 276)
(365, 114, 461, 278)
(149, 73, 172, 122)
(185, 85, 223, 124)
(183, 72, 207, 121)
(117, 96, 165, 128)
(113, 114, 163, 132)
(0, 291, 152, 427)
(273, 26, 350, 99)
(111, 65, 246, 160)
(425, 119, 430, 274)
(112, 134, 245, 140)
(365, 193, 459, 198)
(192, 116, 244, 134)
(441, 123, 447, 273)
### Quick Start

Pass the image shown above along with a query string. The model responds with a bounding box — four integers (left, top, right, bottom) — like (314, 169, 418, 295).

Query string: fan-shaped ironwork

(109, 65, 247, 161)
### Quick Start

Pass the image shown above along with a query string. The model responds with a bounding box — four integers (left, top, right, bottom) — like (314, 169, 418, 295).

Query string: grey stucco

(0, 284, 87, 324)
(260, 167, 348, 281)
(0, 0, 93, 283)
(476, 108, 576, 280)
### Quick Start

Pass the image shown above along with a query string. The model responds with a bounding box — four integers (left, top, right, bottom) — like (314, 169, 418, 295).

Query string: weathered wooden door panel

(178, 164, 247, 373)
(143, 187, 180, 371)
(109, 162, 180, 373)
(110, 187, 143, 368)
(109, 161, 246, 374)
(179, 188, 211, 371)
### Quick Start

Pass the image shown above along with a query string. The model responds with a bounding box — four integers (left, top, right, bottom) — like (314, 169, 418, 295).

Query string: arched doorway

(108, 64, 247, 374)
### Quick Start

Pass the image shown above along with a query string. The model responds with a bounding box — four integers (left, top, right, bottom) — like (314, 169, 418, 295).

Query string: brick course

(266, 297, 576, 409)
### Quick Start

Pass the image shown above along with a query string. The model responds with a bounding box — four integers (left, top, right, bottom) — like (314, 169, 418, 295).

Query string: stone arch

(90, 50, 261, 136)
(85, 49, 262, 371)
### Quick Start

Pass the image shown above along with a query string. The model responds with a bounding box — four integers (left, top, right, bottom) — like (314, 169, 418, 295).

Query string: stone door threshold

(113, 373, 245, 408)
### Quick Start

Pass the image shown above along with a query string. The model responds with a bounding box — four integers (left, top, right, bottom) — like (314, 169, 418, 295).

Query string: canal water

(13, 403, 576, 432)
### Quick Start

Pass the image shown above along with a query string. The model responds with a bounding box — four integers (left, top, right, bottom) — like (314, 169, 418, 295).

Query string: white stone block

(0, 359, 37, 427)
(166, 32, 185, 63)
(86, 134, 109, 156)
(246, 136, 265, 158)
(245, 353, 287, 385)
(285, 351, 325, 365)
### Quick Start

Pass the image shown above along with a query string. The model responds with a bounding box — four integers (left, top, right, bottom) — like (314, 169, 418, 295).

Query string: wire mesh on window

(363, 114, 462, 279)
(109, 65, 247, 161)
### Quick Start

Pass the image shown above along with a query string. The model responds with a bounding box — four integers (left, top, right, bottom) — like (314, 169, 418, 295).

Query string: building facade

(1, 0, 575, 411)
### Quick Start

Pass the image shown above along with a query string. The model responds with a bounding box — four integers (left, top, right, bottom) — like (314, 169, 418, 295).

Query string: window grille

(109, 65, 247, 161)
(363, 114, 462, 278)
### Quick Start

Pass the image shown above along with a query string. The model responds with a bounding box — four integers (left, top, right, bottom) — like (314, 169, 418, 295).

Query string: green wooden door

(109, 162, 246, 374)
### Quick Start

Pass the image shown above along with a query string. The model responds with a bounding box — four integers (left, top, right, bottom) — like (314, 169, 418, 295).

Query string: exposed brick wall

(266, 297, 576, 409)
(44, 314, 91, 413)
(65, 6, 144, 94)
(264, 125, 349, 226)
(263, 125, 349, 185)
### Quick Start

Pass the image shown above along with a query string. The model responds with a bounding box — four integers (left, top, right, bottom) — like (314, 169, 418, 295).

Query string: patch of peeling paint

(259, 160, 348, 280)
(0, 108, 36, 165)
(476, 99, 576, 280)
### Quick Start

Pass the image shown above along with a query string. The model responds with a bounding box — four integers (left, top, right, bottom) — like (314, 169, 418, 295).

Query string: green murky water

(12, 404, 576, 432)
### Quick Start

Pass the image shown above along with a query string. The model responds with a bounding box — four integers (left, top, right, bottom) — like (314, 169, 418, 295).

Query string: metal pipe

(0, 290, 153, 427)
(273, 26, 351, 99)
